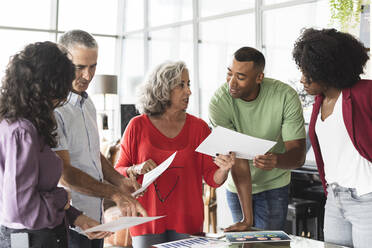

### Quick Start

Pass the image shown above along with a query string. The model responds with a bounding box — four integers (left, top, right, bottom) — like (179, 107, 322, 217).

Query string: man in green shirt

(209, 47, 306, 231)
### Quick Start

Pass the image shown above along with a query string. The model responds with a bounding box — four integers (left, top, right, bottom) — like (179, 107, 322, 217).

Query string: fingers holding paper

(129, 159, 158, 177)
(213, 152, 236, 185)
(213, 152, 236, 171)
(74, 214, 113, 239)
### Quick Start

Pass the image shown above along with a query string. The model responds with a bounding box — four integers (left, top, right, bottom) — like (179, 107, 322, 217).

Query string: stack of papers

(154, 237, 230, 248)
(196, 126, 276, 160)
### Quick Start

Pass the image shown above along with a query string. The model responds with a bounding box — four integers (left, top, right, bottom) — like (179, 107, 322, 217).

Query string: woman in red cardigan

(115, 61, 235, 248)
(293, 28, 372, 248)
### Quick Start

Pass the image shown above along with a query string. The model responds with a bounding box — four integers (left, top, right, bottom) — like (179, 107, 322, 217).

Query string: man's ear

(256, 72, 264, 84)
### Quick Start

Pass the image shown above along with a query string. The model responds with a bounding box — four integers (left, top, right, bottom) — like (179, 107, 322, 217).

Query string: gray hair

(58, 29, 98, 50)
(136, 61, 187, 116)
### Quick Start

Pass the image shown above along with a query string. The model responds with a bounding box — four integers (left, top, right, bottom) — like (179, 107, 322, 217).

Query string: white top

(315, 92, 372, 196)
(53, 92, 103, 226)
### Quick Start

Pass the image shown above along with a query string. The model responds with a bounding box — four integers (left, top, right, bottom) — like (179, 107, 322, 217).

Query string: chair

(203, 184, 217, 233)
(103, 140, 132, 247)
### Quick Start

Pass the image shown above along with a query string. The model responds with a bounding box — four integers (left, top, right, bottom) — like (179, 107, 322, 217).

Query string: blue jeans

(132, 230, 190, 248)
(324, 183, 372, 248)
(226, 184, 289, 230)
(68, 229, 103, 248)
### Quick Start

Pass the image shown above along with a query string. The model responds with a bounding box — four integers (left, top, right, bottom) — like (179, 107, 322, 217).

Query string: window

(199, 14, 255, 119)
(200, 0, 254, 17)
(0, 30, 52, 80)
(0, 0, 364, 140)
(263, 0, 333, 87)
(149, 25, 193, 71)
(0, 0, 52, 29)
(125, 0, 144, 32)
(121, 34, 145, 103)
(58, 0, 119, 35)
(149, 0, 192, 26)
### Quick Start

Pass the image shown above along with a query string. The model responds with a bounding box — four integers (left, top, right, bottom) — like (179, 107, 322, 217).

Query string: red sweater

(115, 114, 219, 236)
(308, 80, 372, 195)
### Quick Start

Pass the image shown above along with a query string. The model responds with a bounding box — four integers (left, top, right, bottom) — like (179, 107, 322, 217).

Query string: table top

(146, 235, 349, 248)
(224, 235, 348, 248)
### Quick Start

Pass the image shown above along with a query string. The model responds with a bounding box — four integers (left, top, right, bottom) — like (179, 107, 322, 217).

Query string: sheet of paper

(154, 237, 230, 248)
(196, 126, 276, 160)
(132, 152, 177, 197)
(84, 216, 164, 233)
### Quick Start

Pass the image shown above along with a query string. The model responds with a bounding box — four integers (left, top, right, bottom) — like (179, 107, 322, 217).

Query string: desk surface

(145, 235, 348, 248)
(224, 235, 348, 247)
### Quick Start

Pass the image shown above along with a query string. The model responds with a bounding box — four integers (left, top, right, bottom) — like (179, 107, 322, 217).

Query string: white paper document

(132, 152, 177, 197)
(196, 126, 276, 160)
(154, 237, 230, 248)
(84, 216, 164, 233)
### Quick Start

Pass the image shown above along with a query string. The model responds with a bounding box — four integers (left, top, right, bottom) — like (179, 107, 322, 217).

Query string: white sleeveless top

(315, 93, 372, 196)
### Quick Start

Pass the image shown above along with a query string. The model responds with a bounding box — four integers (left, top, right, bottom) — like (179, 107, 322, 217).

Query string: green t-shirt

(209, 78, 306, 194)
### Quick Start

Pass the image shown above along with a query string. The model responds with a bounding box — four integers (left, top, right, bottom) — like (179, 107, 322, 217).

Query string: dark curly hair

(292, 28, 369, 89)
(0, 41, 75, 148)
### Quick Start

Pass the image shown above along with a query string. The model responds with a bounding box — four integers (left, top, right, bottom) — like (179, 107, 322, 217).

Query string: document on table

(132, 152, 177, 197)
(154, 237, 230, 248)
(196, 126, 276, 160)
(84, 216, 164, 233)
(225, 230, 291, 243)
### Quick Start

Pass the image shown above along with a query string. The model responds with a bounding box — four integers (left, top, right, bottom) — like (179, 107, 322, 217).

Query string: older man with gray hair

(54, 29, 147, 248)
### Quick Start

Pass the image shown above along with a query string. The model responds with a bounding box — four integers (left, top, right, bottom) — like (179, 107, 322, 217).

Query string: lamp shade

(91, 74, 118, 94)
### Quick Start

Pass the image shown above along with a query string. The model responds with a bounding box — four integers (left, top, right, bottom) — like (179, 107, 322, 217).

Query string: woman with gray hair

(115, 61, 235, 247)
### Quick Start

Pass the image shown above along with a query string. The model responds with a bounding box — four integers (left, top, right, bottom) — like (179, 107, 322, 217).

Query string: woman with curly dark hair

(0, 41, 106, 248)
(293, 28, 372, 247)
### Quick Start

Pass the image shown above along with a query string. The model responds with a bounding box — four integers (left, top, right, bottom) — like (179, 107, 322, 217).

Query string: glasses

(153, 166, 183, 203)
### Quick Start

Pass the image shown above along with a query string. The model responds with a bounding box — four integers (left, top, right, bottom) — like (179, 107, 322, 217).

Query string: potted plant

(329, 0, 365, 31)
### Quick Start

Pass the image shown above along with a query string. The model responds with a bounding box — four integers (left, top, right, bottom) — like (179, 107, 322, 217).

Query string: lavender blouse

(0, 119, 81, 230)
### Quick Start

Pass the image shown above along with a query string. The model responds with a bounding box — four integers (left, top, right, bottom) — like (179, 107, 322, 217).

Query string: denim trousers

(226, 184, 289, 230)
(324, 183, 372, 248)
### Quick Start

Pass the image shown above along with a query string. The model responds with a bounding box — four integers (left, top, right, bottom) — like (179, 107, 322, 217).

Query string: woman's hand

(74, 214, 113, 240)
(213, 152, 236, 185)
(214, 152, 236, 171)
(128, 159, 157, 177)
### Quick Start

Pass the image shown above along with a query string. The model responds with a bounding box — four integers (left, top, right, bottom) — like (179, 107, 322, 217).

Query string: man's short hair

(58, 29, 98, 50)
(234, 47, 265, 71)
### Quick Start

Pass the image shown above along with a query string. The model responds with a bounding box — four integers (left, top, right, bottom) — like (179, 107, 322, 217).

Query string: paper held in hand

(195, 126, 276, 159)
(131, 152, 177, 197)
(84, 216, 165, 233)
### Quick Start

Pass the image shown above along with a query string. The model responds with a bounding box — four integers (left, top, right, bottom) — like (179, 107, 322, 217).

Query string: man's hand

(112, 193, 148, 217)
(224, 220, 253, 232)
(118, 177, 141, 193)
(128, 159, 157, 177)
(74, 214, 112, 240)
(118, 177, 145, 198)
(253, 153, 278, 171)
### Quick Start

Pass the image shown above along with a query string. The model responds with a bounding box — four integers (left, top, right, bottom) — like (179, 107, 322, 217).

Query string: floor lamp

(91, 74, 118, 131)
